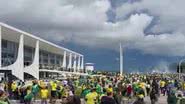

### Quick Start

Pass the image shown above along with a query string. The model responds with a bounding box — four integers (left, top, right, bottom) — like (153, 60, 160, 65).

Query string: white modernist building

(0, 22, 86, 81)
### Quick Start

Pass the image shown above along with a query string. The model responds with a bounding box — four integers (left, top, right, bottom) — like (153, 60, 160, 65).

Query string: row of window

(1, 39, 67, 67)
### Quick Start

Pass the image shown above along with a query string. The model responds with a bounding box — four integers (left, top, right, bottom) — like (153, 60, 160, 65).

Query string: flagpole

(120, 43, 123, 76)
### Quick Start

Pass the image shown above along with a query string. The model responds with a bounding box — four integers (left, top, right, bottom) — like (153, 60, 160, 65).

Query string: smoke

(151, 61, 172, 73)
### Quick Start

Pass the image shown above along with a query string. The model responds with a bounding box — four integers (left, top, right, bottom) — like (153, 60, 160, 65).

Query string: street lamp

(178, 59, 185, 80)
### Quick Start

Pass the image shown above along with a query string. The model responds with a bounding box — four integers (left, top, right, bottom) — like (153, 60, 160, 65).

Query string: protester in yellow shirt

(183, 83, 185, 90)
(160, 80, 166, 96)
(11, 81, 17, 99)
(139, 82, 146, 89)
(160, 81, 165, 88)
(139, 82, 147, 96)
(51, 82, 57, 91)
(85, 88, 98, 104)
(107, 85, 113, 93)
(50, 81, 57, 103)
(40, 85, 48, 104)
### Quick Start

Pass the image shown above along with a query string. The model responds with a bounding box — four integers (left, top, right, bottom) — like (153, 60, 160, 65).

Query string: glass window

(56, 60, 60, 65)
(50, 59, 55, 64)
(2, 40, 7, 48)
(24, 56, 32, 61)
(43, 59, 48, 63)
(2, 52, 7, 58)
(7, 53, 14, 58)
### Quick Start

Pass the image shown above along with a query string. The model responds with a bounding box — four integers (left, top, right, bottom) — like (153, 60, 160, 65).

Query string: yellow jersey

(11, 83, 17, 92)
(51, 83, 57, 91)
(160, 81, 165, 87)
(85, 92, 98, 104)
(40, 89, 49, 99)
(107, 87, 113, 93)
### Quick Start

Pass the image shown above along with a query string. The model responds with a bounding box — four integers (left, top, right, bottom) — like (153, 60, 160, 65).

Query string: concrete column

(73, 54, 77, 72)
(54, 55, 57, 68)
(62, 51, 66, 70)
(77, 56, 81, 72)
(67, 53, 72, 71)
(24, 40, 39, 79)
(34, 40, 39, 78)
(40, 52, 43, 67)
(0, 26, 1, 68)
(17, 34, 24, 80)
(80, 56, 84, 73)
(48, 53, 50, 69)
(9, 34, 24, 81)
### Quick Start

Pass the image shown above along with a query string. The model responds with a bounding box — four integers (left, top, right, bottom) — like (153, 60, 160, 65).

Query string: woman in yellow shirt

(40, 85, 49, 104)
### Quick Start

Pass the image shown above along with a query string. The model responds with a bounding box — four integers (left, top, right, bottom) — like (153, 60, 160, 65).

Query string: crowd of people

(0, 74, 185, 104)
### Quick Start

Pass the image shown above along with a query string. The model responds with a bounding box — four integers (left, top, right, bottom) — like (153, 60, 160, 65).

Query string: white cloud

(116, 0, 185, 33)
(0, 0, 111, 41)
(0, 0, 185, 56)
(133, 33, 185, 56)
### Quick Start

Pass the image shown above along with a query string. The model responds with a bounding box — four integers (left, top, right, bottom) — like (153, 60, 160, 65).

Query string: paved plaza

(144, 96, 167, 104)
(10, 96, 168, 104)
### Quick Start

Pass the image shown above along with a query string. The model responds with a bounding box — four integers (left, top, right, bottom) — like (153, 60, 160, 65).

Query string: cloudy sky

(0, 0, 184, 72)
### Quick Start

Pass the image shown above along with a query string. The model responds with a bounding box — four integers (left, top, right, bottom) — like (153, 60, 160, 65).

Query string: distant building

(0, 23, 86, 81)
(85, 63, 94, 72)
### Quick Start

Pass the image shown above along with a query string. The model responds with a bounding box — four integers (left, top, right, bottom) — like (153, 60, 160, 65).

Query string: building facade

(85, 63, 94, 73)
(0, 23, 85, 81)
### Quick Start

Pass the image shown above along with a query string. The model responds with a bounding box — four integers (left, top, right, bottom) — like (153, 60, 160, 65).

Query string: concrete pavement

(144, 96, 167, 104)
(9, 96, 168, 104)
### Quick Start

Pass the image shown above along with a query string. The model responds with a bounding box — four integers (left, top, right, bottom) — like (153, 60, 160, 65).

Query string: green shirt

(82, 89, 91, 98)
(96, 84, 101, 94)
